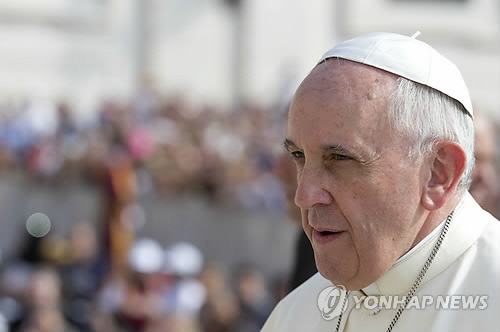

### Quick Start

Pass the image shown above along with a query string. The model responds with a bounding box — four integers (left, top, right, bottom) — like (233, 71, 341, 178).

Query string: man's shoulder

(260, 273, 332, 332)
(460, 193, 500, 252)
(477, 208, 500, 250)
(284, 272, 332, 304)
(275, 273, 334, 318)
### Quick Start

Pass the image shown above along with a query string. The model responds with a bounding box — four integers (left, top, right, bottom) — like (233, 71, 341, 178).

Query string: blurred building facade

(0, 0, 497, 117)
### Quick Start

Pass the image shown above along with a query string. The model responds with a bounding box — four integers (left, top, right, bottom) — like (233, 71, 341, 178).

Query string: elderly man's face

(286, 61, 429, 290)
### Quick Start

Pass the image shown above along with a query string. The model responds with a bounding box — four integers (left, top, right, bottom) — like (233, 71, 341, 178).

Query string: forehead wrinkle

(290, 60, 397, 161)
(306, 60, 397, 103)
(295, 67, 393, 127)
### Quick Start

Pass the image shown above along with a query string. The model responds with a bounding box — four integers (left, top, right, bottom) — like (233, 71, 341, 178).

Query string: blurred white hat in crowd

(168, 279, 207, 317)
(128, 238, 164, 273)
(164, 242, 203, 276)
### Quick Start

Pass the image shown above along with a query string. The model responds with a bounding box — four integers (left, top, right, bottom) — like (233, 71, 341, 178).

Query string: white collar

(394, 196, 465, 265)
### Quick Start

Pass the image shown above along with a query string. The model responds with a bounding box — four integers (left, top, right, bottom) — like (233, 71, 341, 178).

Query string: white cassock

(261, 193, 500, 332)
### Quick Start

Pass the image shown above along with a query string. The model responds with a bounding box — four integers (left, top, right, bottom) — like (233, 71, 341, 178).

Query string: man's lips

(311, 228, 346, 244)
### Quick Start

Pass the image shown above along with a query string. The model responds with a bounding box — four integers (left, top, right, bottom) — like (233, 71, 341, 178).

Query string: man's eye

(331, 154, 351, 161)
(291, 151, 305, 159)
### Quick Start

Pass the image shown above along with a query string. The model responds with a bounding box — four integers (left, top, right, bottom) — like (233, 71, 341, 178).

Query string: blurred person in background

(234, 264, 272, 332)
(60, 222, 106, 332)
(162, 242, 205, 332)
(20, 267, 77, 332)
(95, 237, 165, 332)
(94, 238, 207, 332)
(0, 262, 30, 332)
(470, 111, 500, 218)
(199, 263, 240, 332)
(99, 124, 138, 276)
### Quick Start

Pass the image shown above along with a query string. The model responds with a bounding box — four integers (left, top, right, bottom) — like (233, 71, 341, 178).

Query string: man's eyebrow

(283, 138, 298, 152)
(284, 139, 367, 161)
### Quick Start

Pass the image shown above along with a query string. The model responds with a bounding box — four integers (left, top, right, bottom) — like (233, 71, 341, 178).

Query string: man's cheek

(301, 213, 313, 237)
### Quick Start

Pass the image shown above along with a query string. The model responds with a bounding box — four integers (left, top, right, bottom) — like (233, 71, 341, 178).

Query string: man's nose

(294, 165, 333, 209)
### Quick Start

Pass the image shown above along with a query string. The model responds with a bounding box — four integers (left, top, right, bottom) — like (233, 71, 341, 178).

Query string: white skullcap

(318, 32, 473, 117)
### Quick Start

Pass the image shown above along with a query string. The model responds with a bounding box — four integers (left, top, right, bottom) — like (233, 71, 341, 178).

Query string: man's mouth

(312, 229, 346, 244)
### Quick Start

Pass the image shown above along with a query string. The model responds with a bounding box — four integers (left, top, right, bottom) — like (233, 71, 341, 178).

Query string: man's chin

(316, 262, 352, 288)
(316, 264, 381, 291)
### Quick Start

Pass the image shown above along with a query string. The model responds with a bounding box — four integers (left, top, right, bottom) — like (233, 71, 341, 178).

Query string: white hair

(387, 78, 475, 190)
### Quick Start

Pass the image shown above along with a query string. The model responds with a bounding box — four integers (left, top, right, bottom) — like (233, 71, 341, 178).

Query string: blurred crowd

(0, 89, 287, 210)
(0, 222, 281, 332)
(0, 87, 294, 332)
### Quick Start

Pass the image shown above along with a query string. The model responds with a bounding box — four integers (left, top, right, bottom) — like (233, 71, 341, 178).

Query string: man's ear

(421, 141, 467, 211)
